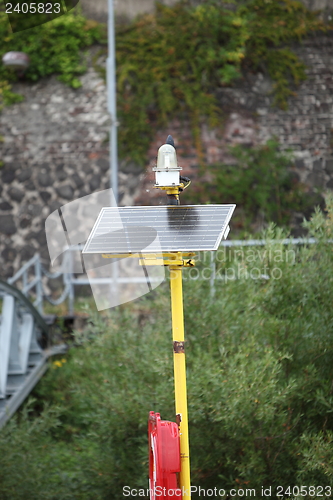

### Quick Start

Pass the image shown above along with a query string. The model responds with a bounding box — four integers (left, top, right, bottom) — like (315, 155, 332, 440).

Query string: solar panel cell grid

(82, 205, 235, 255)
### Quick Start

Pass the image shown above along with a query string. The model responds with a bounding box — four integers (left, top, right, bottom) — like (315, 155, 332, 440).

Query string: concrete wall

(79, 0, 179, 23)
(79, 0, 333, 23)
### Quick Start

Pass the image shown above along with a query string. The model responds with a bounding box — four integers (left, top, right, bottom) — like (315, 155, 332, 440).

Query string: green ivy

(239, 0, 328, 109)
(0, 0, 330, 167)
(113, 0, 328, 164)
(0, 10, 106, 107)
(115, 1, 249, 164)
(0, 79, 24, 109)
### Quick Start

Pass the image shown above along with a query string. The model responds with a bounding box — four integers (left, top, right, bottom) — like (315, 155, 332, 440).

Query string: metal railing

(7, 254, 43, 315)
(0, 279, 67, 428)
(6, 238, 318, 315)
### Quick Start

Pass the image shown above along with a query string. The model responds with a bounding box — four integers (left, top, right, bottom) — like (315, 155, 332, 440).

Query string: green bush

(190, 139, 322, 232)
(1, 199, 333, 497)
(0, 9, 106, 107)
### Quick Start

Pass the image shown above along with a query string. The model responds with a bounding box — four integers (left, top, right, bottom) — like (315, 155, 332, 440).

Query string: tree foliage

(1, 198, 333, 497)
(190, 139, 324, 232)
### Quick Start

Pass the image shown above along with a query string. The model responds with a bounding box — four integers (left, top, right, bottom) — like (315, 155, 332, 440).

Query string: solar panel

(82, 205, 235, 255)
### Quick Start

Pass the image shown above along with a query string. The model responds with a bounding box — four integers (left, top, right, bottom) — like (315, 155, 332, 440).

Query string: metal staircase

(0, 280, 65, 428)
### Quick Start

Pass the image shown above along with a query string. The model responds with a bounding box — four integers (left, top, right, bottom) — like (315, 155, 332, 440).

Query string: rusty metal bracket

(173, 341, 185, 353)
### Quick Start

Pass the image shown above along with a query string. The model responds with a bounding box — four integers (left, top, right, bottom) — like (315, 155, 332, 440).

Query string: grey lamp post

(107, 0, 118, 207)
(107, 0, 119, 293)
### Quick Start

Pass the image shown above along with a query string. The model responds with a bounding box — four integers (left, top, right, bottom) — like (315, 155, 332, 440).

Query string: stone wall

(1, 31, 333, 278)
(138, 33, 333, 208)
(0, 50, 141, 278)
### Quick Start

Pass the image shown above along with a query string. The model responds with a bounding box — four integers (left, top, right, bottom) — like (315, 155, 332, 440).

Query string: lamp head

(153, 137, 181, 187)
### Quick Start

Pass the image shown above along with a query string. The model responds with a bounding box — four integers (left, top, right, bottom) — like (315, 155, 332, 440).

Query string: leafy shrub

(190, 139, 322, 232)
(0, 9, 106, 107)
(2, 198, 333, 497)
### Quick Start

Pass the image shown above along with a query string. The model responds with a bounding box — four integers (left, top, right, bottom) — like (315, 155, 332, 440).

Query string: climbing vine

(0, 0, 330, 165)
(114, 0, 328, 164)
(239, 0, 328, 109)
(115, 1, 249, 164)
(0, 10, 106, 109)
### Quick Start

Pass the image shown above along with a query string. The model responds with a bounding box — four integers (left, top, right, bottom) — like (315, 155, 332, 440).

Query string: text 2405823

(5, 3, 61, 14)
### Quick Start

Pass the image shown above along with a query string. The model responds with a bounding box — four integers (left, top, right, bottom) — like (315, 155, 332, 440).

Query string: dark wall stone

(3, 265, 14, 278)
(20, 244, 37, 262)
(0, 202, 13, 211)
(72, 173, 84, 188)
(0, 215, 16, 235)
(2, 169, 16, 184)
(307, 171, 326, 188)
(40, 191, 52, 203)
(89, 176, 102, 191)
(28, 229, 47, 246)
(8, 187, 25, 202)
(25, 181, 36, 190)
(19, 217, 31, 229)
(26, 203, 43, 217)
(38, 172, 53, 187)
(57, 171, 67, 181)
(1, 247, 17, 261)
(96, 157, 109, 172)
(17, 168, 32, 182)
(325, 159, 333, 173)
(56, 185, 74, 200)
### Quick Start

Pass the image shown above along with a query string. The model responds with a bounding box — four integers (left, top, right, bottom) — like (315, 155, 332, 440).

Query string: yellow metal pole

(169, 259, 191, 499)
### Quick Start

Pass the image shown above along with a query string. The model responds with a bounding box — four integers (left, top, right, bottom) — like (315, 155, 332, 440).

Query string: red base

(148, 411, 182, 499)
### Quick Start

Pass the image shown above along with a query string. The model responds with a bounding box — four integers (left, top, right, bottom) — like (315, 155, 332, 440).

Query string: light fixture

(153, 141, 182, 188)
(153, 135, 191, 205)
(2, 52, 30, 75)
